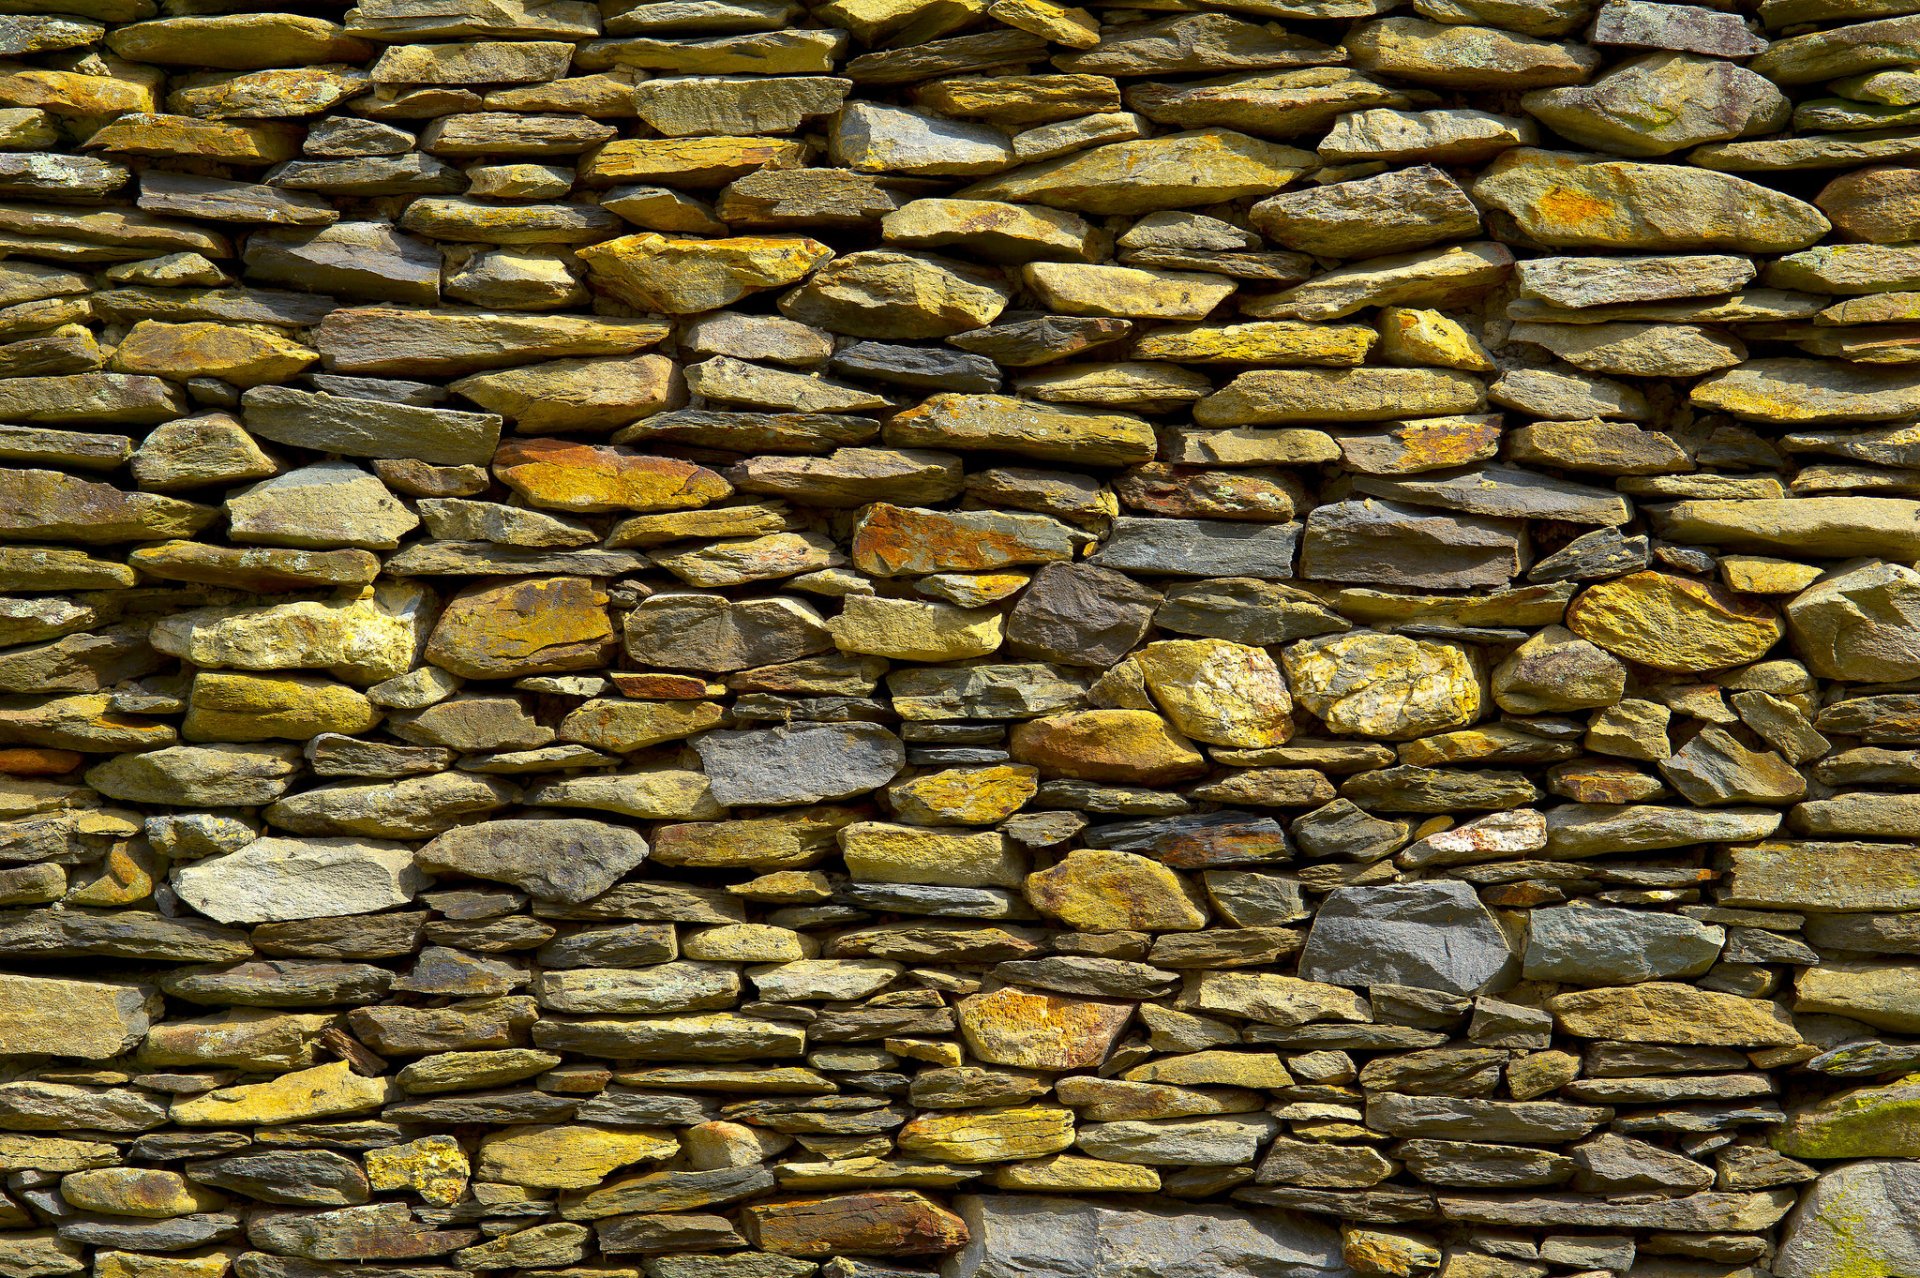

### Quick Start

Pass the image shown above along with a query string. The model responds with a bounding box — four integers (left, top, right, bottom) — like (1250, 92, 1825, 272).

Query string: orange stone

(424, 576, 614, 679)
(608, 672, 718, 699)
(740, 1190, 969, 1257)
(1008, 709, 1207, 784)
(955, 985, 1133, 1070)
(848, 503, 1074, 577)
(493, 437, 732, 513)
(0, 747, 83, 775)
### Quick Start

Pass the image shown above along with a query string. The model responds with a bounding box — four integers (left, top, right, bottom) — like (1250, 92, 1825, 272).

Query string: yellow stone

(838, 822, 1026, 887)
(682, 923, 817, 962)
(1345, 1227, 1443, 1278)
(476, 1125, 676, 1191)
(85, 112, 301, 162)
(886, 1038, 962, 1067)
(108, 321, 317, 387)
(1179, 971, 1372, 1028)
(94, 1253, 230, 1278)
(1009, 709, 1207, 784)
(138, 1010, 334, 1073)
(107, 14, 370, 70)
(1377, 307, 1495, 370)
(365, 1134, 470, 1205)
(1132, 321, 1376, 366)
(1022, 262, 1236, 321)
(0, 64, 161, 117)
(990, 1155, 1160, 1191)
(558, 699, 723, 752)
(1721, 555, 1824, 595)
(896, 1105, 1076, 1164)
(1026, 849, 1208, 932)
(581, 136, 807, 187)
(493, 437, 732, 515)
(1282, 632, 1483, 740)
(61, 839, 156, 907)
(577, 233, 832, 314)
(828, 595, 1003, 661)
(961, 130, 1316, 216)
(170, 1060, 393, 1126)
(0, 1135, 119, 1173)
(168, 66, 363, 120)
(1565, 570, 1784, 672)
(987, 0, 1100, 47)
(1134, 639, 1293, 748)
(885, 764, 1037, 825)
(60, 1169, 226, 1218)
(1121, 1051, 1294, 1089)
(956, 986, 1133, 1071)
(182, 672, 380, 743)
(885, 392, 1156, 466)
(1546, 982, 1802, 1046)
(424, 576, 613, 680)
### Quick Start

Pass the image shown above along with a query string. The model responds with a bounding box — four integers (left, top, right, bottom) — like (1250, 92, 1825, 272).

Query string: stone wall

(1, 1, 1918, 1277)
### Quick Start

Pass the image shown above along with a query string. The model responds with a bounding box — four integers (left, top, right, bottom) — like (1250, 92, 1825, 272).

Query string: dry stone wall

(4, 0, 1920, 1276)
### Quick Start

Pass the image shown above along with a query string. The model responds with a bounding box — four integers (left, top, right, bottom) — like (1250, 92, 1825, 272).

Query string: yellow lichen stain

(1535, 183, 1614, 230)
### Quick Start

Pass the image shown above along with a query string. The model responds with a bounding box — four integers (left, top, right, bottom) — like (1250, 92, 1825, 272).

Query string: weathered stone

(1283, 632, 1482, 740)
(0, 973, 158, 1058)
(1776, 1160, 1920, 1278)
(1547, 983, 1801, 1046)
(1567, 572, 1783, 672)
(1471, 148, 1830, 251)
(172, 838, 422, 924)
(578, 233, 831, 314)
(417, 819, 649, 904)
(961, 130, 1315, 215)
(1300, 882, 1514, 995)
(692, 723, 903, 806)
(944, 1192, 1343, 1278)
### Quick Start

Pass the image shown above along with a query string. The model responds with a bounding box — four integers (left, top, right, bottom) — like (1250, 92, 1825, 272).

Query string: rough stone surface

(0, 8, 1905, 1274)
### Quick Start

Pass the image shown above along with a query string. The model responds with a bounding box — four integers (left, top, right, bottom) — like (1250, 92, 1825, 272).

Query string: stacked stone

(4, 0, 1920, 1275)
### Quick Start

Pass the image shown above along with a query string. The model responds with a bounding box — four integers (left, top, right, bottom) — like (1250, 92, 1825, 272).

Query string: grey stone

(1299, 881, 1515, 994)
(1776, 1159, 1920, 1278)
(416, 818, 650, 904)
(940, 1193, 1348, 1278)
(1005, 562, 1162, 669)
(1300, 498, 1523, 589)
(693, 722, 904, 806)
(1090, 516, 1300, 578)
(1523, 905, 1724, 985)
(243, 222, 440, 305)
(241, 387, 501, 466)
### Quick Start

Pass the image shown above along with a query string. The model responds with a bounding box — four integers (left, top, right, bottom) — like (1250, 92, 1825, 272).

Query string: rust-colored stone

(493, 437, 732, 513)
(740, 1190, 969, 1257)
(424, 576, 614, 680)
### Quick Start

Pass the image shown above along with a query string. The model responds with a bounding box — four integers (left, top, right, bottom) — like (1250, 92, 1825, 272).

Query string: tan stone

(1547, 982, 1801, 1046)
(59, 1169, 224, 1218)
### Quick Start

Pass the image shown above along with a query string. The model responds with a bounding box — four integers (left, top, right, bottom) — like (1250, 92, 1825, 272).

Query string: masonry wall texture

(4, 0, 1920, 1277)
